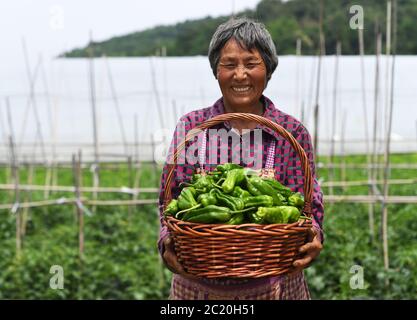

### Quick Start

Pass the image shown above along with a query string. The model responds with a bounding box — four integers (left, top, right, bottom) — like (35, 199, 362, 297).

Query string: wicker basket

(163, 113, 313, 279)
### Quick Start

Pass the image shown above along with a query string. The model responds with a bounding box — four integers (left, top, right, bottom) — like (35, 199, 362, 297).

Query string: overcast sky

(1, 0, 260, 63)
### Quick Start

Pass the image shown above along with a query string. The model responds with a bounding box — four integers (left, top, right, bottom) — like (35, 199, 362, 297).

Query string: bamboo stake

(295, 38, 302, 119)
(21, 163, 34, 237)
(88, 31, 100, 213)
(371, 31, 382, 232)
(0, 178, 414, 193)
(128, 156, 133, 219)
(9, 135, 21, 257)
(324, 195, 417, 204)
(313, 0, 324, 162)
(318, 163, 417, 170)
(40, 54, 55, 199)
(0, 198, 159, 211)
(0, 184, 159, 193)
(0, 100, 8, 147)
(300, 101, 305, 125)
(359, 26, 375, 242)
(72, 151, 84, 258)
(44, 162, 52, 199)
(5, 98, 15, 198)
(321, 178, 417, 188)
(304, 56, 317, 125)
(384, 0, 392, 141)
(382, 0, 397, 281)
(134, 114, 139, 163)
(0, 102, 12, 193)
(4, 161, 415, 171)
(329, 41, 341, 195)
(51, 82, 60, 192)
(340, 109, 347, 189)
(151, 136, 158, 186)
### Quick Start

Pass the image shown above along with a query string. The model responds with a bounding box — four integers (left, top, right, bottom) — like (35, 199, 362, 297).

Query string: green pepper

(182, 205, 231, 223)
(232, 186, 251, 199)
(226, 212, 245, 225)
(180, 174, 215, 194)
(248, 209, 267, 224)
(183, 205, 254, 224)
(221, 168, 245, 193)
(177, 187, 198, 210)
(210, 188, 244, 211)
(260, 206, 301, 224)
(288, 192, 305, 209)
(191, 173, 202, 183)
(263, 178, 293, 198)
(216, 163, 243, 172)
(243, 195, 274, 208)
(164, 199, 179, 216)
(197, 192, 217, 207)
(247, 176, 284, 205)
(195, 175, 216, 193)
(245, 176, 263, 196)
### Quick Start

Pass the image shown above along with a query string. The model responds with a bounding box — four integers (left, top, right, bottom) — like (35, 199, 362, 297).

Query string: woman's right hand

(162, 237, 198, 280)
(162, 236, 184, 274)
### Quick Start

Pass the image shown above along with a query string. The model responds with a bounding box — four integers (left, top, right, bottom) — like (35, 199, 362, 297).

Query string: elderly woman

(157, 17, 324, 300)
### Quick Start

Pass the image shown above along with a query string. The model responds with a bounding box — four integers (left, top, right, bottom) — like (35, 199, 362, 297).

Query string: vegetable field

(0, 154, 416, 299)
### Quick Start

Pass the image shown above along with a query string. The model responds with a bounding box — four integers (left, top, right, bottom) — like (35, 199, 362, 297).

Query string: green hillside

(62, 0, 417, 57)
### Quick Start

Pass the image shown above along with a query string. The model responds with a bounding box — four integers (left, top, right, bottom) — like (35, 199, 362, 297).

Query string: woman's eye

(246, 63, 259, 69)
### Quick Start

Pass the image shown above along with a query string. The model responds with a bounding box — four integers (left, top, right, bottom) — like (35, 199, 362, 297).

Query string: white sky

(1, 0, 260, 63)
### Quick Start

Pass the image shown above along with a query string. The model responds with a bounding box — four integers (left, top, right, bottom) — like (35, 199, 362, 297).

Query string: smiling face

(216, 38, 267, 112)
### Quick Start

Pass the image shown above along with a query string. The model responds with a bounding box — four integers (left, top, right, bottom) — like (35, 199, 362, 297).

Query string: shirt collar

(209, 95, 282, 141)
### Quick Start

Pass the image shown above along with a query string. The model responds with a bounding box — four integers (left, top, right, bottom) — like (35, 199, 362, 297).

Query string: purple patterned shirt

(157, 95, 324, 285)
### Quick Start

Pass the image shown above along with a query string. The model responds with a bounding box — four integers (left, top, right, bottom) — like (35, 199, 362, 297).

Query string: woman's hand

(291, 227, 323, 274)
(162, 236, 198, 280)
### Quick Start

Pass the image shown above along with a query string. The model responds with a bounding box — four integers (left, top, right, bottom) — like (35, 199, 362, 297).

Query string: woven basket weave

(163, 113, 313, 278)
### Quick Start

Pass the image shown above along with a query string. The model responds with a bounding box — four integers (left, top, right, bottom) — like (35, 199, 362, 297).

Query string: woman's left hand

(291, 227, 323, 273)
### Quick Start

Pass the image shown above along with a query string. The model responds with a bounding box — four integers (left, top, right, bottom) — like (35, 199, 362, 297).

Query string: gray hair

(208, 17, 278, 82)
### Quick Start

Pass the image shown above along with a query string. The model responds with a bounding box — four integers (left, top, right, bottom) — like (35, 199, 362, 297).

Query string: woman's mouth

(231, 86, 251, 93)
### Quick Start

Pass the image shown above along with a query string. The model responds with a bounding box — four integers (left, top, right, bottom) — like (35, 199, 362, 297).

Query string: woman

(157, 17, 324, 300)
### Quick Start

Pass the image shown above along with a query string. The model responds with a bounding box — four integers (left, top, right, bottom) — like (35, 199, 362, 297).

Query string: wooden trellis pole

(72, 151, 84, 258)
(313, 0, 325, 163)
(87, 31, 100, 214)
(340, 109, 347, 189)
(9, 135, 21, 257)
(128, 155, 133, 219)
(329, 41, 341, 196)
(371, 30, 382, 241)
(295, 38, 302, 119)
(382, 0, 397, 281)
(359, 24, 375, 242)
(5, 97, 15, 198)
(21, 163, 34, 237)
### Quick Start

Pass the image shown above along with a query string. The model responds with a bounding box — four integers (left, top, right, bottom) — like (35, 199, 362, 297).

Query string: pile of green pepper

(164, 163, 310, 225)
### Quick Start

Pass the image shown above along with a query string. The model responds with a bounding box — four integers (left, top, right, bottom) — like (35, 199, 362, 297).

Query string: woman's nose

(233, 65, 248, 80)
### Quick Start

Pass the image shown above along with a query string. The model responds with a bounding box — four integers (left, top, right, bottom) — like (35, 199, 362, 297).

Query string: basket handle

(164, 113, 314, 217)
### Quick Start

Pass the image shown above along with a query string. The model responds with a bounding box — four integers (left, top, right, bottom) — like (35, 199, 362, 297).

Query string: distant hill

(61, 0, 417, 57)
